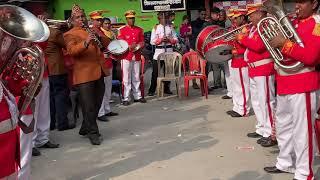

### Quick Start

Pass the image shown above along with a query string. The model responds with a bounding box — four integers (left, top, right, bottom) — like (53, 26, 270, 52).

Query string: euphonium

(0, 5, 48, 117)
(257, 0, 304, 71)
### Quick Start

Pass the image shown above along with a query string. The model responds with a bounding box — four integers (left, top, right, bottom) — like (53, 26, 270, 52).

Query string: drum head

(107, 39, 128, 55)
(204, 44, 233, 63)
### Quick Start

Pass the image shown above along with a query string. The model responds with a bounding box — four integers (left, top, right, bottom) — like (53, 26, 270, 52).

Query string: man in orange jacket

(236, 3, 276, 147)
(64, 4, 110, 145)
(264, 0, 320, 179)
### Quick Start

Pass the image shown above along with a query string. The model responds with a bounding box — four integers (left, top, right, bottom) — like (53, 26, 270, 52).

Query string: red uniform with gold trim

(0, 77, 25, 178)
(273, 15, 320, 180)
(118, 25, 144, 61)
(229, 24, 251, 117)
(117, 24, 145, 102)
(237, 26, 276, 138)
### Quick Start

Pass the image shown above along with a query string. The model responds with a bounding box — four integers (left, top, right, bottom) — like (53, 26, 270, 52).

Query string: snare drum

(107, 39, 129, 60)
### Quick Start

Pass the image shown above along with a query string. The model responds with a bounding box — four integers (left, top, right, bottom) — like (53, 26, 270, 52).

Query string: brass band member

(236, 4, 277, 147)
(63, 4, 110, 145)
(226, 9, 251, 118)
(264, 0, 320, 179)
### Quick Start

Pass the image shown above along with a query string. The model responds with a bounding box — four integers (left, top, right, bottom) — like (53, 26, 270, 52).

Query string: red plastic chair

(140, 55, 145, 98)
(182, 51, 208, 99)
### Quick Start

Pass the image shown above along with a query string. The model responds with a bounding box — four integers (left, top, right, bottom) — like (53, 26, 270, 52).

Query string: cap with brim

(233, 9, 248, 18)
(89, 11, 103, 20)
(227, 9, 235, 18)
(125, 10, 136, 18)
(247, 3, 265, 15)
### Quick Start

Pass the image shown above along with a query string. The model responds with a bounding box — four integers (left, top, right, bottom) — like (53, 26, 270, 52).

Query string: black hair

(182, 15, 189, 21)
(103, 17, 111, 22)
(211, 7, 221, 14)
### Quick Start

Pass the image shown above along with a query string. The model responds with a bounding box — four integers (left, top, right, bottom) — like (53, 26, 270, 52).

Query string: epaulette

(312, 15, 320, 36)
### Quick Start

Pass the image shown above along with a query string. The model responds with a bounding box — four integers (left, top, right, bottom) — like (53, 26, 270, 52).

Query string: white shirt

(150, 24, 178, 60)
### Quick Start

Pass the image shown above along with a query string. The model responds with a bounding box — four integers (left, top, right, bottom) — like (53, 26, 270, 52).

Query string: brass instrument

(212, 23, 252, 42)
(82, 23, 104, 50)
(0, 5, 48, 117)
(46, 19, 72, 29)
(257, 0, 304, 71)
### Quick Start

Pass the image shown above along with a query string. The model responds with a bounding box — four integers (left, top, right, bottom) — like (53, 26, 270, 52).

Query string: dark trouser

(49, 74, 70, 130)
(76, 77, 105, 135)
(206, 63, 224, 87)
(148, 59, 170, 93)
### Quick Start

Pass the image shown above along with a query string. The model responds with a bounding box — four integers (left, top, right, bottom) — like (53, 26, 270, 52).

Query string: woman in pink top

(180, 15, 192, 52)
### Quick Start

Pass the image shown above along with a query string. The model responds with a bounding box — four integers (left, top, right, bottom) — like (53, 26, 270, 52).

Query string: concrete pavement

(31, 87, 320, 180)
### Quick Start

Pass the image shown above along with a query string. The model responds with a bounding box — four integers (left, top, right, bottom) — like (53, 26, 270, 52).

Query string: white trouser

(224, 60, 233, 97)
(18, 114, 34, 180)
(99, 68, 113, 117)
(250, 75, 276, 137)
(33, 78, 50, 147)
(231, 67, 251, 116)
(121, 59, 141, 101)
(275, 92, 318, 180)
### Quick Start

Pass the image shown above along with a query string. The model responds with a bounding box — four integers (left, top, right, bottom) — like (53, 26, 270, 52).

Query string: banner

(140, 0, 186, 12)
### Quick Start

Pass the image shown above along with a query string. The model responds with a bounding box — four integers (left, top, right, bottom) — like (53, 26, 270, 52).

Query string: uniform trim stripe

(306, 92, 314, 180)
(238, 68, 247, 116)
(265, 75, 274, 137)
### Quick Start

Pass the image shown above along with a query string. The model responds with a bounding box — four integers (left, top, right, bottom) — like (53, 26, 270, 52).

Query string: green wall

(52, 0, 187, 32)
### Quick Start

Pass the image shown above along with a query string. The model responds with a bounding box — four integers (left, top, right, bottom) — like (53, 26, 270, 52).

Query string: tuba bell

(0, 5, 49, 117)
(257, 0, 304, 71)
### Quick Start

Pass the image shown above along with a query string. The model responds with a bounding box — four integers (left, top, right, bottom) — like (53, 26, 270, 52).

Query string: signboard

(141, 0, 186, 12)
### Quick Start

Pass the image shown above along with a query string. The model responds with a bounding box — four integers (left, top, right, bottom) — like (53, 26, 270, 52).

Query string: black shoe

(122, 101, 130, 106)
(134, 98, 147, 103)
(88, 134, 102, 145)
(228, 110, 242, 117)
(222, 95, 232, 99)
(58, 124, 76, 131)
(261, 137, 277, 147)
(39, 141, 60, 148)
(226, 110, 234, 115)
(79, 129, 88, 136)
(164, 90, 173, 95)
(257, 137, 268, 144)
(247, 132, 262, 138)
(32, 148, 41, 156)
(264, 166, 286, 174)
(97, 115, 109, 122)
(212, 85, 222, 89)
(208, 87, 214, 92)
(148, 92, 155, 96)
(106, 112, 119, 116)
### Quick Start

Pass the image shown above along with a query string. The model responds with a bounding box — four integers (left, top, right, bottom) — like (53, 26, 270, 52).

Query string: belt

(276, 66, 315, 76)
(0, 118, 16, 134)
(233, 54, 244, 59)
(156, 45, 173, 49)
(247, 59, 273, 68)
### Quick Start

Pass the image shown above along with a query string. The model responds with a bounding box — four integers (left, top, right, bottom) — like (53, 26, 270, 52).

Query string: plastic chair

(182, 51, 208, 99)
(156, 52, 182, 98)
(140, 55, 145, 98)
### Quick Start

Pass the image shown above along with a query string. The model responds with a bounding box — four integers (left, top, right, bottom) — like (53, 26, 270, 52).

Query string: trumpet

(212, 23, 252, 42)
(46, 19, 72, 29)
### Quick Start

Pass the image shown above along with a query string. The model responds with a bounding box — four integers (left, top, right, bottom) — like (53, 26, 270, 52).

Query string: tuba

(0, 5, 49, 117)
(257, 0, 304, 71)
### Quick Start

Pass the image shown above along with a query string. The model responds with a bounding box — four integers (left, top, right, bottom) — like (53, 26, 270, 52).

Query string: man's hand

(130, 43, 137, 51)
(37, 15, 47, 22)
(269, 34, 287, 49)
(85, 33, 96, 44)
